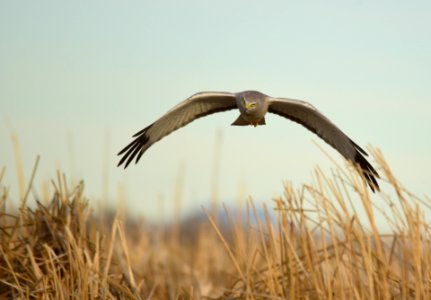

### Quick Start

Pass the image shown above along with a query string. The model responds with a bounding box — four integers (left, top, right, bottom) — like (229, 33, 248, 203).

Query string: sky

(1, 0, 430, 221)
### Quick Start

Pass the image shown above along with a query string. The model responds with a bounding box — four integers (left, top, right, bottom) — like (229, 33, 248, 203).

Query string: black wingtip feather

(124, 143, 142, 168)
(117, 142, 137, 167)
(117, 126, 152, 168)
(349, 139, 368, 156)
(352, 145, 380, 192)
(132, 124, 152, 138)
(135, 149, 144, 164)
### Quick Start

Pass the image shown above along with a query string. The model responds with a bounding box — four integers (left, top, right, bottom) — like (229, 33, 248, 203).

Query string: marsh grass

(0, 148, 430, 299)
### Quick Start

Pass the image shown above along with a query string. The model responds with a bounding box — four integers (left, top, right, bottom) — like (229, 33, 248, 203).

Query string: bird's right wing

(118, 92, 237, 168)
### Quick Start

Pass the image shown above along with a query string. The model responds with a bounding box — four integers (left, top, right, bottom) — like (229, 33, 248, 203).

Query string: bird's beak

(245, 102, 253, 110)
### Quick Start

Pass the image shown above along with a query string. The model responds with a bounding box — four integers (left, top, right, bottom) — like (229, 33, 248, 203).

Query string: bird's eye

(242, 97, 246, 105)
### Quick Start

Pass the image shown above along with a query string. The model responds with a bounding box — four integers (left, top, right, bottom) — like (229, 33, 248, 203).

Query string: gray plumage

(118, 90, 379, 191)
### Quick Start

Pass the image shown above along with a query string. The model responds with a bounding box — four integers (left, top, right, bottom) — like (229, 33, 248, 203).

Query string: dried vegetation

(1, 149, 430, 299)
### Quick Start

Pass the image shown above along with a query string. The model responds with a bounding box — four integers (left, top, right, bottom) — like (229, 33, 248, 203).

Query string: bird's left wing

(268, 97, 379, 191)
(118, 92, 237, 168)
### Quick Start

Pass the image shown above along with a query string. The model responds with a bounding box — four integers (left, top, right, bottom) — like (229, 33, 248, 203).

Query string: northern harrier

(118, 91, 379, 191)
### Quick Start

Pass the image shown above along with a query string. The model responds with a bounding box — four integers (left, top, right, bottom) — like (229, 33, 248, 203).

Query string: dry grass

(1, 148, 430, 299)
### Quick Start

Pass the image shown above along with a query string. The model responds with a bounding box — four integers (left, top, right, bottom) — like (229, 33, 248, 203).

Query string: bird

(117, 90, 379, 192)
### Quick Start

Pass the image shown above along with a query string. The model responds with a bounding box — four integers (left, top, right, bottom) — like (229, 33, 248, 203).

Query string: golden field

(1, 148, 430, 299)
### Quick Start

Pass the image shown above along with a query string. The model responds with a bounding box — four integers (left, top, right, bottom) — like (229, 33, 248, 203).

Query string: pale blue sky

(1, 1, 430, 219)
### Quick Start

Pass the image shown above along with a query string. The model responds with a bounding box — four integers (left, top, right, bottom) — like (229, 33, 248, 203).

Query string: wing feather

(268, 97, 379, 191)
(118, 92, 237, 168)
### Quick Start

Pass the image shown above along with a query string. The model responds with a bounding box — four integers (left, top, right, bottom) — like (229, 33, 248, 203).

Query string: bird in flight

(118, 90, 379, 192)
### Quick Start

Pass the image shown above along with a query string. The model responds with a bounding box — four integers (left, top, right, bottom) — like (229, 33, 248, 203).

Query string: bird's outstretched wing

(118, 92, 237, 168)
(268, 97, 379, 191)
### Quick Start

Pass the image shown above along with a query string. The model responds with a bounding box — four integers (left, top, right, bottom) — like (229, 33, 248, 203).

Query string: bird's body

(118, 90, 380, 191)
(234, 90, 269, 125)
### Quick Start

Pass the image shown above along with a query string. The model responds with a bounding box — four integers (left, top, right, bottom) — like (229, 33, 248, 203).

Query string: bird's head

(242, 96, 257, 112)
(237, 90, 268, 115)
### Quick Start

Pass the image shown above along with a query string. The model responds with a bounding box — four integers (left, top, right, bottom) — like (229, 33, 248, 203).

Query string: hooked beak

(245, 102, 255, 110)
